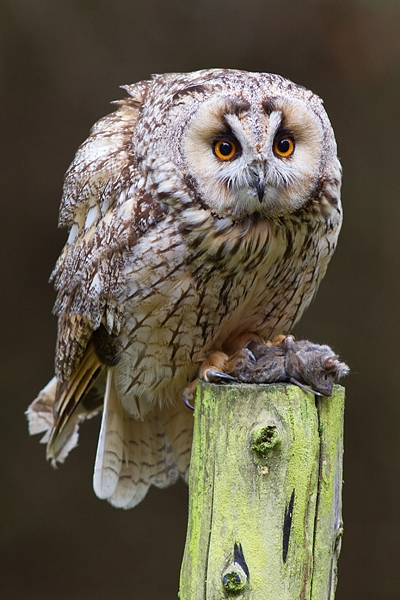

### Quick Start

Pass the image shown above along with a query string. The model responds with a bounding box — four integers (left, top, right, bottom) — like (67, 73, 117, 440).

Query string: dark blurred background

(1, 0, 399, 598)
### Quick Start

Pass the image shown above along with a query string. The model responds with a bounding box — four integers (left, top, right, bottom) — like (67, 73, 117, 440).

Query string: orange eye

(273, 136, 295, 158)
(213, 139, 238, 160)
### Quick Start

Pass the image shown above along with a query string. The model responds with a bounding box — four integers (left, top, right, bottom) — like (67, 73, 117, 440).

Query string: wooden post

(179, 381, 344, 600)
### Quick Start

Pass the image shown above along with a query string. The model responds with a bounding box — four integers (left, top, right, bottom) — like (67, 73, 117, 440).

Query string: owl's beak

(252, 165, 265, 202)
(251, 163, 266, 202)
(255, 176, 265, 202)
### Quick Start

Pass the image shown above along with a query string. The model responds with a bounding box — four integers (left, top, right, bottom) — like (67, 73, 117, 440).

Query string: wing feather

(50, 81, 168, 381)
(46, 342, 105, 465)
(52, 96, 140, 380)
(26, 363, 104, 466)
(28, 80, 190, 508)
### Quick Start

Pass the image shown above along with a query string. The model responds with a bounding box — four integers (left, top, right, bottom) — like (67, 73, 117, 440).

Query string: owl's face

(133, 70, 340, 223)
(182, 92, 331, 221)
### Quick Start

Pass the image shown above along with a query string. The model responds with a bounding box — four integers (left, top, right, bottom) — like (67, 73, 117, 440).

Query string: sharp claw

(289, 377, 323, 397)
(206, 370, 238, 384)
(245, 349, 256, 364)
(183, 396, 194, 410)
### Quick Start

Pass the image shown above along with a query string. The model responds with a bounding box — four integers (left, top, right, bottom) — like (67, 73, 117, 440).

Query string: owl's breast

(178, 210, 340, 351)
(112, 210, 339, 410)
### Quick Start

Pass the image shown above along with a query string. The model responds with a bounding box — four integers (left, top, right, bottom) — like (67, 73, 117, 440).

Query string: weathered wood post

(179, 381, 345, 599)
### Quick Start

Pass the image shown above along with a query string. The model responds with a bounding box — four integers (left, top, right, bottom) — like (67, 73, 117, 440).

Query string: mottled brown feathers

(27, 69, 343, 508)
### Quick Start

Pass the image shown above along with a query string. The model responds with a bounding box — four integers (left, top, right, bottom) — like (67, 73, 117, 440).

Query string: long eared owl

(27, 69, 342, 509)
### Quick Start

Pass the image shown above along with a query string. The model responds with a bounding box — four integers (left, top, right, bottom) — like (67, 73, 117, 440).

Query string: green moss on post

(179, 382, 345, 600)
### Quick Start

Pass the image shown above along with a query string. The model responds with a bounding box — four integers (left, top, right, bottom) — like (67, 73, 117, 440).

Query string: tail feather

(161, 403, 194, 483)
(148, 418, 178, 490)
(93, 370, 185, 509)
(110, 416, 161, 509)
(93, 369, 123, 499)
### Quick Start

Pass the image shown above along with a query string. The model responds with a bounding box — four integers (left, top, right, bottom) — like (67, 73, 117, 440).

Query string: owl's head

(126, 69, 341, 221)
(136, 69, 341, 223)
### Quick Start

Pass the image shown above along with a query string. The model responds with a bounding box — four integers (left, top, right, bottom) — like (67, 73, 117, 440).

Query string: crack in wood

(310, 396, 324, 590)
(233, 542, 249, 579)
(283, 489, 295, 563)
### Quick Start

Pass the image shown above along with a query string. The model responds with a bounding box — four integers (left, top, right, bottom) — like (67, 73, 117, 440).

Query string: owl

(27, 69, 342, 509)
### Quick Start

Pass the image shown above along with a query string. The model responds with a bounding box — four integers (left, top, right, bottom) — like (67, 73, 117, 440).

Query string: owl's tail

(26, 368, 193, 509)
(93, 370, 193, 508)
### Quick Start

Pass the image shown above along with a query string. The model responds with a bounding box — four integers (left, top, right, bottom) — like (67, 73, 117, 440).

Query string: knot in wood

(252, 425, 281, 457)
(221, 563, 248, 593)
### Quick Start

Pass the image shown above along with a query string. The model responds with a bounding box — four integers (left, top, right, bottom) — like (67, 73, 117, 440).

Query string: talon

(182, 379, 197, 410)
(205, 370, 238, 384)
(245, 349, 256, 364)
(183, 396, 194, 410)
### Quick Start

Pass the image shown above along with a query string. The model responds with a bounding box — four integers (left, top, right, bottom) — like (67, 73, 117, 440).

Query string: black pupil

(219, 141, 233, 156)
(277, 138, 291, 153)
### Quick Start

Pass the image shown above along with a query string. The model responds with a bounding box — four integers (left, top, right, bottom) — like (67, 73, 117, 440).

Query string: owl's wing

(46, 81, 166, 457)
(52, 83, 150, 382)
(26, 366, 105, 466)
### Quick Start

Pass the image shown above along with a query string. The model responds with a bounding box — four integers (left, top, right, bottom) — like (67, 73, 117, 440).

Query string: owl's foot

(267, 334, 295, 348)
(198, 351, 238, 384)
(181, 338, 296, 409)
(220, 334, 295, 376)
(182, 351, 238, 410)
(222, 332, 265, 355)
